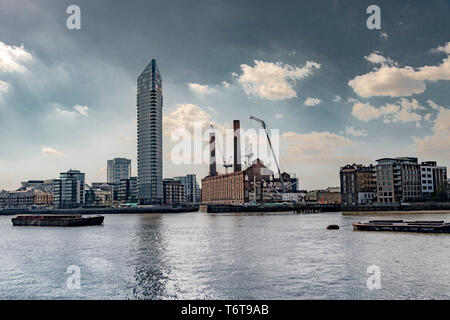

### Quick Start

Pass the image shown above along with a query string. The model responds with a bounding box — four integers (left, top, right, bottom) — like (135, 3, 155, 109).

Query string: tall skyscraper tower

(137, 59, 163, 204)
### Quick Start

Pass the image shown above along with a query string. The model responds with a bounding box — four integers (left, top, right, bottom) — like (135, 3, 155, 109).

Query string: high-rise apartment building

(107, 158, 131, 184)
(137, 59, 163, 205)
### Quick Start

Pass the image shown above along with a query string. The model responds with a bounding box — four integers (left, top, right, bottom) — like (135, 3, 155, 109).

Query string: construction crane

(223, 156, 232, 174)
(210, 124, 233, 174)
(244, 142, 254, 169)
(249, 115, 286, 193)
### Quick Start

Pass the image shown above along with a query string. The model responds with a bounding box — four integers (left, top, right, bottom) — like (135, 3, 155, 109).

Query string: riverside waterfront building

(163, 179, 185, 205)
(118, 177, 138, 203)
(340, 164, 376, 205)
(137, 59, 163, 205)
(201, 159, 273, 204)
(376, 157, 421, 204)
(0, 188, 53, 208)
(52, 169, 86, 208)
(420, 161, 447, 200)
(174, 174, 200, 203)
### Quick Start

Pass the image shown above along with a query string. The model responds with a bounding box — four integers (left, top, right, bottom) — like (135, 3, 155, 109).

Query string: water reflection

(127, 215, 175, 299)
(0, 212, 449, 299)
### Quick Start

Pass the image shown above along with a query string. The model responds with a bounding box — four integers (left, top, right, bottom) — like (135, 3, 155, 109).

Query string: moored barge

(353, 220, 450, 233)
(11, 215, 104, 227)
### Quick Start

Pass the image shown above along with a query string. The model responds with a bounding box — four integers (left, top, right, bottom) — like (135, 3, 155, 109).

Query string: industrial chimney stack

(233, 120, 242, 172)
(209, 132, 217, 177)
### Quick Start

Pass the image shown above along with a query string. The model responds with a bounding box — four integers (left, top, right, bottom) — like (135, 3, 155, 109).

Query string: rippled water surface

(1, 211, 449, 299)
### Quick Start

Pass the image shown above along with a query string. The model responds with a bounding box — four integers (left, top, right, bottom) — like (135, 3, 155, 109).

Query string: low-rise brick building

(201, 159, 273, 204)
(163, 179, 185, 205)
(0, 188, 53, 208)
(340, 164, 376, 205)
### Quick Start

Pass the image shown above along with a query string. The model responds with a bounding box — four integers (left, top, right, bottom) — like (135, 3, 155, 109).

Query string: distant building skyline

(339, 157, 448, 205)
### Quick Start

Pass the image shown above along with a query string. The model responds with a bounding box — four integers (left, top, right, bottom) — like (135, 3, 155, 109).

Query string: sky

(0, 0, 449, 190)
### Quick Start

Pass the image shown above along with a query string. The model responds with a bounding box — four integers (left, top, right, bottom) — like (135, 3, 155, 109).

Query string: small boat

(11, 215, 104, 227)
(352, 220, 450, 233)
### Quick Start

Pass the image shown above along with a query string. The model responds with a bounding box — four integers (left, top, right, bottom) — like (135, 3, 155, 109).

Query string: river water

(1, 211, 449, 299)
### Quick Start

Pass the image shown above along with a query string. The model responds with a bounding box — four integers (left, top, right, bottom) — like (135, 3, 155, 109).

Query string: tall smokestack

(209, 132, 217, 177)
(233, 120, 242, 172)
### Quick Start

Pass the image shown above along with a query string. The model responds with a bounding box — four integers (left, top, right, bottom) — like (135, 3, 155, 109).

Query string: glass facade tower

(137, 59, 163, 204)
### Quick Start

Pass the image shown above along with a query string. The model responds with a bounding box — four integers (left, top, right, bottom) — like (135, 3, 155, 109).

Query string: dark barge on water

(353, 220, 450, 233)
(11, 215, 104, 227)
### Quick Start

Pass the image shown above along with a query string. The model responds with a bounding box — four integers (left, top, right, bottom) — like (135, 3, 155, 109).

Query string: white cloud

(0, 41, 32, 73)
(53, 103, 89, 117)
(393, 107, 422, 123)
(348, 46, 450, 97)
(365, 52, 396, 66)
(333, 95, 342, 102)
(163, 103, 220, 136)
(279, 131, 374, 189)
(344, 126, 368, 137)
(351, 101, 396, 121)
(119, 133, 134, 142)
(188, 83, 219, 95)
(398, 98, 425, 111)
(430, 42, 450, 54)
(392, 98, 424, 123)
(304, 97, 321, 106)
(0, 80, 10, 101)
(222, 81, 230, 88)
(73, 104, 89, 116)
(427, 99, 441, 110)
(0, 80, 9, 92)
(351, 98, 423, 123)
(275, 113, 284, 119)
(282, 131, 353, 155)
(413, 106, 450, 161)
(237, 59, 320, 100)
(380, 32, 389, 40)
(349, 65, 425, 97)
(42, 146, 63, 155)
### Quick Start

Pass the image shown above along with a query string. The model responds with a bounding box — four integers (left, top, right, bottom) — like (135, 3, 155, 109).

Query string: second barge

(352, 220, 450, 233)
